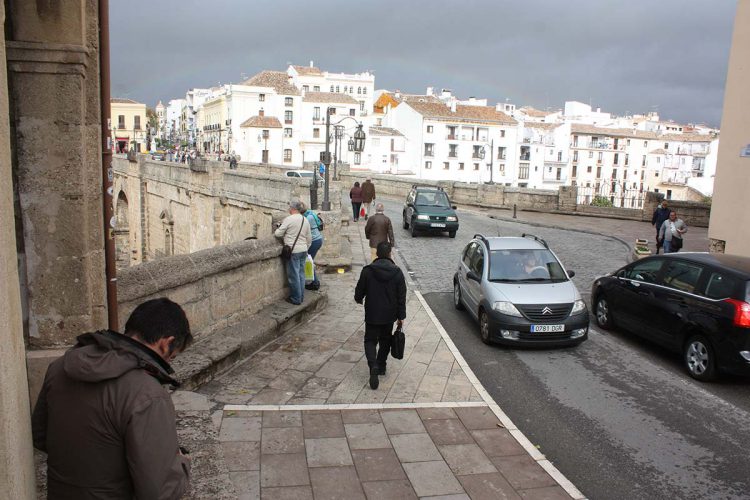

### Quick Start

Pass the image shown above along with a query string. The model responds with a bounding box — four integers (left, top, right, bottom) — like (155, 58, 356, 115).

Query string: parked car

(453, 233, 588, 347)
(402, 185, 459, 238)
(285, 170, 322, 186)
(591, 253, 750, 381)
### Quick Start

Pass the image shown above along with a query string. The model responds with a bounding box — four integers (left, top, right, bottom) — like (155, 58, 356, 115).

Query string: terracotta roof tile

(240, 71, 300, 96)
(524, 122, 559, 130)
(407, 102, 517, 125)
(111, 98, 140, 104)
(570, 124, 660, 140)
(239, 116, 282, 128)
(519, 106, 551, 118)
(302, 92, 358, 104)
(293, 65, 323, 76)
(369, 126, 404, 137)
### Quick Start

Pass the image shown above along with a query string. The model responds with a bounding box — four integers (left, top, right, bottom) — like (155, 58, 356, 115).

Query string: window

(623, 258, 663, 283)
(363, 87, 367, 95)
(427, 125, 433, 133)
(573, 151, 578, 162)
(614, 153, 619, 165)
(357, 87, 362, 94)
(285, 97, 293, 107)
(448, 144, 458, 157)
(624, 170, 628, 178)
(572, 165, 577, 177)
(470, 245, 484, 275)
(625, 154, 629, 166)
(335, 86, 339, 93)
(661, 261, 704, 294)
(557, 151, 562, 161)
(313, 128, 320, 138)
(425, 161, 432, 169)
(644, 141, 648, 147)
(259, 93, 265, 102)
(462, 242, 477, 267)
(330, 85, 334, 92)
(424, 143, 434, 156)
(354, 152, 361, 165)
(656, 157, 661, 164)
(284, 128, 292, 138)
(314, 107, 320, 120)
(329, 108, 336, 115)
(588, 151, 593, 159)
(302, 85, 309, 92)
(704, 272, 737, 299)
(459, 162, 464, 170)
(627, 139, 631, 146)
(285, 110, 293, 124)
(664, 142, 669, 149)
(313, 86, 320, 92)
(262, 129, 269, 139)
(500, 129, 505, 138)
(640, 170, 645, 180)
(118, 115, 125, 129)
(283, 149, 292, 162)
(443, 162, 450, 170)
(598, 152, 603, 162)
(642, 155, 646, 167)
(499, 164, 505, 173)
(596, 166, 601, 178)
(573, 135, 578, 147)
(498, 146, 506, 159)
(472, 145, 482, 158)
(612, 169, 617, 179)
(360, 101, 365, 112)
(587, 166, 592, 173)
(134, 116, 141, 129)
(519, 165, 529, 179)
(473, 163, 479, 171)
(349, 108, 355, 116)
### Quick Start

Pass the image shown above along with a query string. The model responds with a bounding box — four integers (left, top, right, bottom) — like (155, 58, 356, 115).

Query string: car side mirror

(467, 271, 481, 282)
(567, 270, 575, 278)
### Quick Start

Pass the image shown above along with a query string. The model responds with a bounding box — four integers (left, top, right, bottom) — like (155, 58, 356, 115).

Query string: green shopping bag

(304, 255, 315, 282)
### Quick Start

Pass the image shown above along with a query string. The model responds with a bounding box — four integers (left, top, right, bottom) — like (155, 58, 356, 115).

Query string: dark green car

(402, 185, 459, 238)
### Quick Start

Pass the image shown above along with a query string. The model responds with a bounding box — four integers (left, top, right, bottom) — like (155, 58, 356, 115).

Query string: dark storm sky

(110, 0, 737, 127)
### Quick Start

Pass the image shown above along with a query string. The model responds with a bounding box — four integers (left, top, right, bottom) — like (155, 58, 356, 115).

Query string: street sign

(319, 152, 331, 164)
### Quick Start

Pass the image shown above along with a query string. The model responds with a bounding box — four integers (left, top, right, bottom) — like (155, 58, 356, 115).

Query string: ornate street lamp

(320, 108, 367, 211)
(348, 138, 355, 152)
(478, 139, 495, 184)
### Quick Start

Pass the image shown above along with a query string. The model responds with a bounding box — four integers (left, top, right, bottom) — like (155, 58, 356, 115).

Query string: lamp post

(478, 138, 495, 184)
(321, 107, 366, 211)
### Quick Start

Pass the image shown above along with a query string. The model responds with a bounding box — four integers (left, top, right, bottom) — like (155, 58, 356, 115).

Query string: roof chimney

(426, 86, 433, 96)
(310, 60, 314, 67)
(394, 89, 401, 99)
(450, 100, 456, 113)
(441, 89, 452, 99)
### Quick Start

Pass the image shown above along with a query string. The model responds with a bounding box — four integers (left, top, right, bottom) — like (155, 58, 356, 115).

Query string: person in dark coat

(651, 199, 671, 254)
(32, 298, 193, 499)
(350, 181, 364, 221)
(361, 178, 376, 219)
(364, 203, 395, 262)
(354, 241, 407, 390)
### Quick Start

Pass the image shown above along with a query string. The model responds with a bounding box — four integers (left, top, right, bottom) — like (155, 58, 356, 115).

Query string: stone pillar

(558, 185, 577, 212)
(7, 0, 106, 349)
(0, 2, 36, 496)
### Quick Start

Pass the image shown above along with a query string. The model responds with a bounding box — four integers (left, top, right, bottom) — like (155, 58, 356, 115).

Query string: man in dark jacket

(364, 203, 395, 262)
(361, 178, 376, 219)
(354, 241, 407, 390)
(32, 298, 193, 499)
(651, 199, 670, 254)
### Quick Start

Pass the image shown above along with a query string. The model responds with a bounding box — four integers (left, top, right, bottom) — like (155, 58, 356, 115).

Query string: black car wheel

(453, 281, 464, 310)
(449, 231, 456, 238)
(402, 213, 409, 229)
(684, 335, 717, 382)
(479, 309, 491, 344)
(595, 295, 613, 330)
(411, 220, 418, 238)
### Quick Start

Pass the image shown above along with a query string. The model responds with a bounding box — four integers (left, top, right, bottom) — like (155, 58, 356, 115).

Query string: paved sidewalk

(174, 221, 581, 499)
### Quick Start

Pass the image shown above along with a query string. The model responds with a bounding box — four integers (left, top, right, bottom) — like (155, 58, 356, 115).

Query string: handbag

(390, 325, 405, 360)
(671, 236, 683, 250)
(281, 217, 304, 260)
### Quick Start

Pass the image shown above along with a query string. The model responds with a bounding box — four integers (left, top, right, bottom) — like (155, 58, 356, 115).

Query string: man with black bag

(355, 241, 407, 390)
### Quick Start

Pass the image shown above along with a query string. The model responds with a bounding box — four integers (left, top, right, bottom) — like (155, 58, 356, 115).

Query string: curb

(414, 290, 586, 500)
(172, 290, 328, 390)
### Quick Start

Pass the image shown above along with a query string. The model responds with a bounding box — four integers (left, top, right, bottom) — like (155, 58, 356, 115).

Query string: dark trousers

(352, 202, 362, 221)
(655, 229, 661, 254)
(364, 323, 392, 370)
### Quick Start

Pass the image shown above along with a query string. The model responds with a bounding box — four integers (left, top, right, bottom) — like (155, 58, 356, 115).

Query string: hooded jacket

(354, 258, 407, 325)
(32, 330, 190, 499)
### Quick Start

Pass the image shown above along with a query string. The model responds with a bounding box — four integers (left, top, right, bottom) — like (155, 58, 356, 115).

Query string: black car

(591, 252, 750, 381)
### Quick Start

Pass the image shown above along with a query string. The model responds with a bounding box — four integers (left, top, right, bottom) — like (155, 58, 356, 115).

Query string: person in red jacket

(350, 181, 364, 221)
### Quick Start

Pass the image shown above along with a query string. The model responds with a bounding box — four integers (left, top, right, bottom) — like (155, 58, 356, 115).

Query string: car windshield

(488, 249, 568, 283)
(298, 172, 314, 178)
(415, 191, 450, 207)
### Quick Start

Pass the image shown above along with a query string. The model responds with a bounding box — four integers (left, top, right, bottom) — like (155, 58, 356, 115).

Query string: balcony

(285, 120, 293, 125)
(519, 154, 530, 161)
(446, 134, 457, 140)
(472, 154, 482, 159)
(448, 152, 458, 158)
(424, 151, 434, 157)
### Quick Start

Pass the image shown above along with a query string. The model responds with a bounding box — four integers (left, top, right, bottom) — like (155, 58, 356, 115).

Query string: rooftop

(240, 71, 300, 96)
(408, 101, 517, 125)
(369, 126, 404, 137)
(292, 65, 323, 76)
(111, 98, 141, 104)
(239, 115, 282, 128)
(302, 91, 358, 104)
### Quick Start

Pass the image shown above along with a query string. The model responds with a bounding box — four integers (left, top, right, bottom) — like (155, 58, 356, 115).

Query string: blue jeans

(308, 238, 323, 285)
(287, 252, 306, 304)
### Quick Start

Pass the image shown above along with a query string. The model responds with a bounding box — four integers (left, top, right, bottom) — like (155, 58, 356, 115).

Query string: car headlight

(571, 299, 587, 315)
(492, 301, 522, 317)
(416, 215, 429, 220)
(446, 216, 458, 222)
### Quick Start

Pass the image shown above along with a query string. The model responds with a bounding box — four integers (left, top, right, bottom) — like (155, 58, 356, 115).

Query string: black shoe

(305, 284, 314, 290)
(378, 366, 386, 376)
(369, 366, 379, 390)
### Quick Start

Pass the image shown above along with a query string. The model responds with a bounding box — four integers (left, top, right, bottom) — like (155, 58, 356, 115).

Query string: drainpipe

(99, 0, 118, 330)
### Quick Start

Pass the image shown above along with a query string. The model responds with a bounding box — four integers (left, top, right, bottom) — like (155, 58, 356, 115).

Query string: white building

(165, 98, 186, 144)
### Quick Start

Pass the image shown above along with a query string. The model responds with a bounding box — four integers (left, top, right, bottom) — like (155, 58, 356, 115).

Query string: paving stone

(302, 411, 345, 438)
(517, 485, 572, 499)
(219, 416, 262, 442)
(267, 370, 313, 392)
(490, 455, 558, 490)
(221, 441, 260, 471)
(309, 466, 366, 500)
(260, 453, 310, 488)
(259, 485, 313, 500)
(250, 388, 295, 405)
(419, 495, 471, 500)
(315, 360, 357, 380)
(390, 433, 442, 463)
(345, 423, 391, 450)
(361, 479, 418, 500)
(331, 349, 364, 363)
(424, 418, 474, 445)
(457, 472, 521, 499)
(262, 411, 302, 428)
(305, 438, 353, 467)
(351, 448, 407, 482)
(402, 460, 465, 497)
(441, 383, 473, 402)
(261, 427, 305, 455)
(172, 390, 212, 412)
(439, 443, 498, 476)
(417, 407, 459, 420)
(380, 409, 426, 434)
(471, 429, 527, 457)
(229, 470, 260, 500)
(341, 409, 382, 424)
(297, 376, 340, 399)
(455, 406, 501, 430)
(426, 361, 454, 377)
(223, 409, 262, 418)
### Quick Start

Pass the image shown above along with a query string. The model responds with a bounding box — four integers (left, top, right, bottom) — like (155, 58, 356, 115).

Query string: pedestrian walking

(350, 181, 363, 221)
(32, 298, 193, 499)
(354, 241, 407, 390)
(364, 203, 395, 262)
(302, 202, 324, 290)
(275, 199, 312, 304)
(651, 199, 671, 254)
(361, 178, 376, 220)
(658, 210, 688, 253)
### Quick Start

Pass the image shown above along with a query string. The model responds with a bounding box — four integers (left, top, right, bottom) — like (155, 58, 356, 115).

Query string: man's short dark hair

(376, 241, 392, 259)
(124, 298, 193, 352)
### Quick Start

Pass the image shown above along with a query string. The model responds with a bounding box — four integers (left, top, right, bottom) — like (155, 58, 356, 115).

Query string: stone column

(0, 2, 36, 496)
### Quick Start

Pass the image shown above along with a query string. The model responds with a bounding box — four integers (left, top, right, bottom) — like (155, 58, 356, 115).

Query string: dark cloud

(111, 0, 736, 126)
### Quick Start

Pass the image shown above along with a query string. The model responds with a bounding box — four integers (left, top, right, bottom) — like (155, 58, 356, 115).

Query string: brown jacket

(32, 330, 190, 499)
(361, 180, 376, 203)
(364, 213, 395, 248)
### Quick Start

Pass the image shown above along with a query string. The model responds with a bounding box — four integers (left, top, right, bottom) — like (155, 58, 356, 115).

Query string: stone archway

(114, 191, 130, 269)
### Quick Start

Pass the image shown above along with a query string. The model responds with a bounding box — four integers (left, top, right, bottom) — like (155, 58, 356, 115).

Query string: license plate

(430, 223, 446, 228)
(530, 324, 564, 333)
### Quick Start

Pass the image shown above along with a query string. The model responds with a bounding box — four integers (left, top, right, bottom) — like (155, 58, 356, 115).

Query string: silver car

(453, 234, 589, 346)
